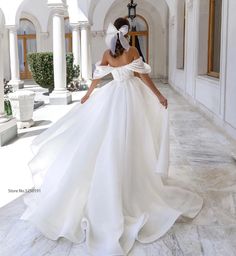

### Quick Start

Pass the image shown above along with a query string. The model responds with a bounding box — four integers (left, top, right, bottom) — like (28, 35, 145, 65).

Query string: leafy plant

(4, 79, 13, 94)
(27, 52, 80, 93)
(3, 79, 12, 116)
(66, 53, 80, 85)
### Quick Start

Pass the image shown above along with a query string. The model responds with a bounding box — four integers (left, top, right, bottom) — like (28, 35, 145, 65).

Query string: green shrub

(27, 52, 80, 93)
(4, 100, 12, 116)
(4, 79, 12, 116)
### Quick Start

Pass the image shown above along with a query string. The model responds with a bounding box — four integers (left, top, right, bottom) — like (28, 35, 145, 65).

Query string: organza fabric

(20, 57, 203, 256)
(105, 23, 130, 55)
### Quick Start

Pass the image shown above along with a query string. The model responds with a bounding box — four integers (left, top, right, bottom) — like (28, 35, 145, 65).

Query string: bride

(20, 17, 203, 256)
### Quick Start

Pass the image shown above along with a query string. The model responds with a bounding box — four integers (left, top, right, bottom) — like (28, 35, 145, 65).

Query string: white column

(80, 22, 92, 82)
(7, 26, 24, 91)
(0, 30, 17, 146)
(48, 8, 72, 105)
(0, 32, 8, 123)
(71, 24, 81, 67)
(87, 27, 92, 80)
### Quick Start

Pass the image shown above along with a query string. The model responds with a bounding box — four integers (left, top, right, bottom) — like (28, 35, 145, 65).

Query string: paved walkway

(0, 82, 236, 256)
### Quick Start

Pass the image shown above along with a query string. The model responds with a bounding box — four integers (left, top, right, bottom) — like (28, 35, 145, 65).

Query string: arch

(15, 0, 50, 31)
(101, 0, 169, 79)
(126, 14, 149, 31)
(19, 12, 42, 35)
(125, 14, 149, 63)
(19, 12, 42, 53)
(17, 17, 37, 79)
(89, 0, 174, 30)
(0, 9, 5, 29)
(67, 0, 88, 23)
(0, 0, 25, 25)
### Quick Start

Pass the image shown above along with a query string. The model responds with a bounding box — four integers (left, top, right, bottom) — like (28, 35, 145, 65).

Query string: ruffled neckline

(96, 57, 143, 69)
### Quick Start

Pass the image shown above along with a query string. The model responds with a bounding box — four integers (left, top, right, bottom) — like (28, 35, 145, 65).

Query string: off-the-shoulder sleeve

(126, 57, 151, 74)
(93, 61, 114, 79)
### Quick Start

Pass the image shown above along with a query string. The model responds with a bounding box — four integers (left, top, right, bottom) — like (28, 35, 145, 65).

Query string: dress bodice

(111, 68, 134, 81)
(93, 57, 151, 81)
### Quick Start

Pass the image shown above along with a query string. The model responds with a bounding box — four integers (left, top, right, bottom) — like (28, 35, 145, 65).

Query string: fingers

(81, 98, 86, 104)
(81, 95, 89, 104)
(161, 99, 168, 109)
(165, 100, 168, 108)
(165, 101, 168, 109)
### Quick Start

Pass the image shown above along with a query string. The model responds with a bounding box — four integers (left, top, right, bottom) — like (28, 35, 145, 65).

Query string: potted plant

(4, 79, 13, 116)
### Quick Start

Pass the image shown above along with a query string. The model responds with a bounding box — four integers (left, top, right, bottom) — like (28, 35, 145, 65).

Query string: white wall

(169, 0, 236, 140)
(225, 0, 236, 131)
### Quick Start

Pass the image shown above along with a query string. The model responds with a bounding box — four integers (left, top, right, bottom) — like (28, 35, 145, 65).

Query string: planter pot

(8, 90, 35, 129)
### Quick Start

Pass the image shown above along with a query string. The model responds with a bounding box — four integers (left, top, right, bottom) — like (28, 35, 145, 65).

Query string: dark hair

(110, 17, 130, 58)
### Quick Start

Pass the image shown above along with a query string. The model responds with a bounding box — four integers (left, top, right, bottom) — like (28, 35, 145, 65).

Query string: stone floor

(0, 81, 236, 256)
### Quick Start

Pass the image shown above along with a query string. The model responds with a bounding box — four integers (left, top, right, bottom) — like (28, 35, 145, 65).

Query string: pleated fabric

(20, 57, 203, 256)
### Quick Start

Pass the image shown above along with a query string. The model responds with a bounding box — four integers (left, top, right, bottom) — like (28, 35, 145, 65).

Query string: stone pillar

(48, 3, 72, 105)
(88, 32, 92, 81)
(7, 26, 24, 91)
(0, 31, 17, 146)
(71, 24, 81, 67)
(0, 32, 6, 122)
(80, 22, 92, 82)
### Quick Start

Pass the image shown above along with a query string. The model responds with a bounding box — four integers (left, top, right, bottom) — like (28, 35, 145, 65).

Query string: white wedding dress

(20, 57, 203, 256)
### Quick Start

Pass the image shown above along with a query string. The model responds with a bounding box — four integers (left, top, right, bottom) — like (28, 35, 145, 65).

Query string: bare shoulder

(104, 49, 110, 57)
(101, 50, 110, 65)
(129, 46, 140, 59)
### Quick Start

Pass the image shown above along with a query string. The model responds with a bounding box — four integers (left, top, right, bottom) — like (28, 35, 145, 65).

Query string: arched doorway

(65, 17, 72, 52)
(17, 18, 37, 79)
(126, 15, 149, 63)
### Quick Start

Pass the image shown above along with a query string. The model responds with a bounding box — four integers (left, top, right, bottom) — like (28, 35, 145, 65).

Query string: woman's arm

(80, 79, 101, 104)
(81, 51, 109, 104)
(139, 73, 168, 109)
(132, 48, 168, 109)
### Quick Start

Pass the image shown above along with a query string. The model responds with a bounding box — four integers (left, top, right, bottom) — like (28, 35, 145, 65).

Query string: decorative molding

(91, 30, 105, 37)
(6, 25, 17, 32)
(40, 32, 49, 38)
(48, 2, 67, 16)
(187, 0, 193, 10)
(47, 2, 67, 9)
(79, 21, 90, 29)
(79, 21, 90, 28)
(20, 11, 42, 32)
(170, 16, 175, 27)
(70, 23, 80, 31)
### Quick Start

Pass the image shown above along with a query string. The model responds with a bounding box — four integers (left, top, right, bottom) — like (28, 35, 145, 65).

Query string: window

(176, 0, 186, 69)
(17, 19, 37, 79)
(208, 0, 222, 78)
(126, 15, 149, 63)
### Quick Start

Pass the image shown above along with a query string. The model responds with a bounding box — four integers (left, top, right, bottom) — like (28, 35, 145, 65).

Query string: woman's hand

(81, 94, 90, 104)
(158, 95, 168, 109)
(138, 73, 168, 109)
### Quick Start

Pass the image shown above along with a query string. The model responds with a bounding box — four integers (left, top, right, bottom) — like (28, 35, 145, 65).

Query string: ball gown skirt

(20, 57, 203, 256)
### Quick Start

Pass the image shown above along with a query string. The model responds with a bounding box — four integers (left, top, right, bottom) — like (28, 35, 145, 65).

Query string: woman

(20, 18, 203, 256)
